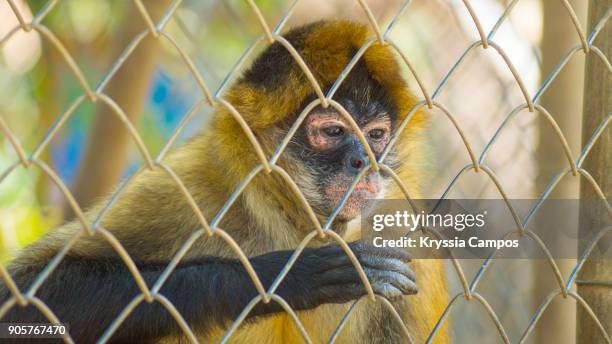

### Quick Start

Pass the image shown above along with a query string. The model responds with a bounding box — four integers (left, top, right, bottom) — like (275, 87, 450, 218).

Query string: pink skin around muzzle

(324, 172, 380, 220)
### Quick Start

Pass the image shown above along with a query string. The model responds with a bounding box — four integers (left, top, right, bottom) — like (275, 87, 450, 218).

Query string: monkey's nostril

(351, 158, 363, 170)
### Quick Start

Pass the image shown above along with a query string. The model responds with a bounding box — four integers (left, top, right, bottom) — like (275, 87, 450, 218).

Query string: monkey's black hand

(248, 243, 417, 317)
(315, 243, 417, 301)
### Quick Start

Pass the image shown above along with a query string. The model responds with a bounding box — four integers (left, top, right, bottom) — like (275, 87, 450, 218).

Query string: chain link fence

(0, 0, 610, 343)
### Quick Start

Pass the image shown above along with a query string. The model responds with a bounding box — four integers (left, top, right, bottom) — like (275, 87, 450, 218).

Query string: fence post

(577, 1, 611, 344)
(535, 1, 587, 343)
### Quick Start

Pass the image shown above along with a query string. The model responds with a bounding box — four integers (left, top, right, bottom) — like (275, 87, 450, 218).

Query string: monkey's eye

(322, 126, 345, 137)
(368, 128, 386, 140)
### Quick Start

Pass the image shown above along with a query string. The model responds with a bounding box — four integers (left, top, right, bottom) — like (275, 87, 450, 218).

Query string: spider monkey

(1, 20, 448, 343)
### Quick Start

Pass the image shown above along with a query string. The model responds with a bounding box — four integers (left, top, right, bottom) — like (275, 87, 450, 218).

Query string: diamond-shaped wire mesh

(0, 0, 610, 343)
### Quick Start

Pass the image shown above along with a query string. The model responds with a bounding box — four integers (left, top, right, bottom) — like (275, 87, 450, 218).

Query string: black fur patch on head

(332, 59, 397, 125)
(240, 22, 320, 92)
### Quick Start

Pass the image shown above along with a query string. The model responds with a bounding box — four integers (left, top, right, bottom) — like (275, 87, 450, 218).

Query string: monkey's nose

(346, 153, 367, 175)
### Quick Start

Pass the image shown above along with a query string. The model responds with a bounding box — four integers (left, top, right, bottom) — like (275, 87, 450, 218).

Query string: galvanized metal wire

(0, 0, 610, 343)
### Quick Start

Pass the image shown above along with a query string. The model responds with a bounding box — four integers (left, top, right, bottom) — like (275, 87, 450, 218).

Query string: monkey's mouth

(324, 173, 381, 220)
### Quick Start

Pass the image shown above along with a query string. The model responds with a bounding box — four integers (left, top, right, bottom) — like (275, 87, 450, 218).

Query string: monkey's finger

(316, 265, 362, 285)
(350, 243, 412, 263)
(319, 281, 410, 304)
(365, 268, 418, 295)
(317, 265, 417, 296)
(312, 244, 414, 277)
(312, 245, 374, 273)
(370, 246, 413, 263)
(358, 256, 416, 282)
(371, 283, 404, 301)
(303, 245, 352, 266)
(322, 282, 406, 302)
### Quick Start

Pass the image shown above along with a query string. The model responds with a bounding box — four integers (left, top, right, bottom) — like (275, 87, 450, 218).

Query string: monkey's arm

(0, 244, 416, 343)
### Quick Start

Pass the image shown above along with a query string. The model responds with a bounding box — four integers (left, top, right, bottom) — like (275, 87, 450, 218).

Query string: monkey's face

(290, 96, 396, 222)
